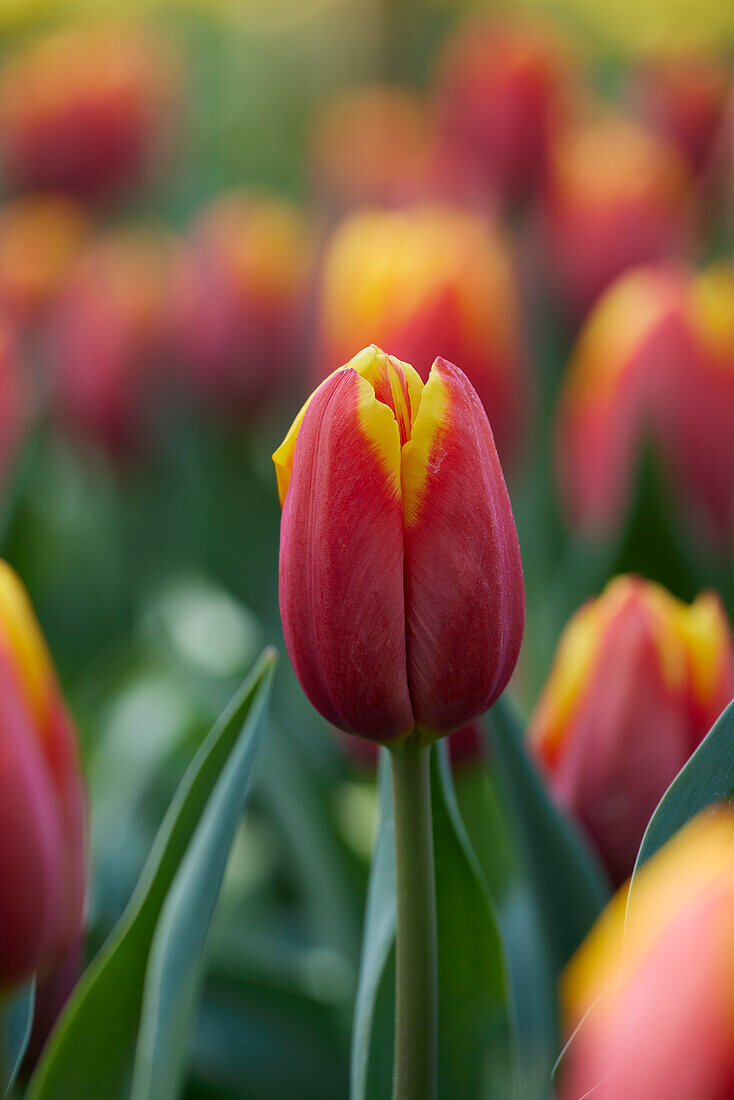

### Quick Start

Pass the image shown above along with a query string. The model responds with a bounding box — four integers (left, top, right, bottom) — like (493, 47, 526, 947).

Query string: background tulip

(530, 575, 734, 884)
(0, 561, 87, 989)
(542, 110, 694, 319)
(0, 25, 179, 201)
(274, 345, 524, 744)
(172, 192, 314, 419)
(560, 807, 734, 1100)
(316, 206, 527, 464)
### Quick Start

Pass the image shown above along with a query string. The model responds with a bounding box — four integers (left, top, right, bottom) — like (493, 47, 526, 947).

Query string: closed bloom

(273, 345, 524, 744)
(0, 561, 87, 989)
(531, 575, 734, 884)
(317, 206, 526, 464)
(0, 26, 179, 200)
(556, 262, 734, 545)
(542, 110, 694, 318)
(560, 807, 734, 1100)
(172, 192, 314, 418)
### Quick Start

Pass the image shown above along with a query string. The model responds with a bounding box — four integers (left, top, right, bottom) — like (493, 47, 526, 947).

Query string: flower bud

(172, 192, 314, 418)
(530, 575, 734, 884)
(542, 110, 694, 318)
(0, 25, 179, 200)
(560, 807, 734, 1100)
(274, 345, 524, 744)
(48, 228, 177, 453)
(316, 206, 526, 464)
(0, 195, 87, 330)
(434, 15, 576, 204)
(0, 561, 87, 989)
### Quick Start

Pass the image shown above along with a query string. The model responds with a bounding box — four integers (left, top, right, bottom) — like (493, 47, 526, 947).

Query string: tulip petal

(401, 357, 524, 734)
(279, 367, 414, 741)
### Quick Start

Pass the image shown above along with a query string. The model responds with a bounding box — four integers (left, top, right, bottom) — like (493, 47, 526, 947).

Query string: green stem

(389, 741, 438, 1100)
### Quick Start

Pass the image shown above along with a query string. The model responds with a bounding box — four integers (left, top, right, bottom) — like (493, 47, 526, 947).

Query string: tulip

(47, 228, 177, 453)
(274, 345, 524, 744)
(0, 195, 87, 330)
(556, 262, 734, 546)
(0, 561, 87, 989)
(316, 206, 526, 464)
(530, 575, 734, 884)
(560, 806, 734, 1100)
(542, 110, 694, 319)
(0, 26, 179, 200)
(434, 15, 576, 204)
(171, 192, 314, 418)
(629, 54, 731, 174)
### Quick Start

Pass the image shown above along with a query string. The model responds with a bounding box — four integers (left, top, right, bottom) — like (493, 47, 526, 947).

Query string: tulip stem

(389, 741, 438, 1100)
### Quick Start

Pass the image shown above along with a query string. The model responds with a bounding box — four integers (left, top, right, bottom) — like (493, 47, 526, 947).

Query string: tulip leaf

(631, 700, 734, 879)
(26, 648, 276, 1100)
(1, 978, 35, 1095)
(483, 698, 610, 977)
(351, 743, 516, 1100)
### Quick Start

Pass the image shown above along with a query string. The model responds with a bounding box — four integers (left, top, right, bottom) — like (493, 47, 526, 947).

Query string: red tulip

(531, 575, 734, 884)
(0, 26, 179, 201)
(542, 110, 694, 319)
(560, 807, 734, 1100)
(172, 192, 314, 418)
(0, 562, 87, 989)
(273, 345, 524, 744)
(316, 205, 527, 464)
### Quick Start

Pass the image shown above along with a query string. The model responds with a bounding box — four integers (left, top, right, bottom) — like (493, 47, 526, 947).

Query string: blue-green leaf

(26, 648, 276, 1100)
(1, 979, 34, 1094)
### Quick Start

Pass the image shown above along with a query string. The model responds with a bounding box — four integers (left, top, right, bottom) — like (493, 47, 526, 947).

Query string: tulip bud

(530, 575, 734, 884)
(434, 15, 576, 204)
(317, 206, 526, 464)
(542, 110, 694, 318)
(629, 54, 731, 174)
(0, 195, 87, 330)
(0, 561, 87, 989)
(48, 228, 177, 454)
(273, 345, 524, 744)
(556, 262, 734, 545)
(172, 192, 314, 419)
(0, 26, 179, 200)
(560, 807, 734, 1100)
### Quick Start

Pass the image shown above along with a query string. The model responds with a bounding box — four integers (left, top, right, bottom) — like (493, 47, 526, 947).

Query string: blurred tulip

(0, 316, 24, 479)
(0, 195, 87, 330)
(172, 192, 314, 418)
(531, 575, 734, 884)
(0, 561, 87, 990)
(630, 54, 731, 174)
(273, 345, 524, 744)
(542, 110, 694, 319)
(556, 263, 734, 545)
(434, 15, 576, 204)
(48, 228, 177, 453)
(0, 25, 179, 200)
(316, 205, 526, 463)
(560, 806, 734, 1100)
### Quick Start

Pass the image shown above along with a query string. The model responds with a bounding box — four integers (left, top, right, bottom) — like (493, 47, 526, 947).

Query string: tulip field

(1, 2, 734, 1099)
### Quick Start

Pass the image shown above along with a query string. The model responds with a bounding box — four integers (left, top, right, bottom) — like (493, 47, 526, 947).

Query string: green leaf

(631, 700, 734, 878)
(1, 979, 34, 1094)
(26, 648, 276, 1100)
(351, 744, 516, 1099)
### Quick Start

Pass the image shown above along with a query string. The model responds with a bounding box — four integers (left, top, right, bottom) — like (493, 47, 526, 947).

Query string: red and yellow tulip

(0, 25, 179, 200)
(556, 262, 734, 545)
(531, 575, 734, 884)
(273, 345, 524, 744)
(0, 561, 87, 990)
(172, 192, 314, 418)
(542, 110, 694, 318)
(560, 807, 734, 1100)
(316, 206, 526, 464)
